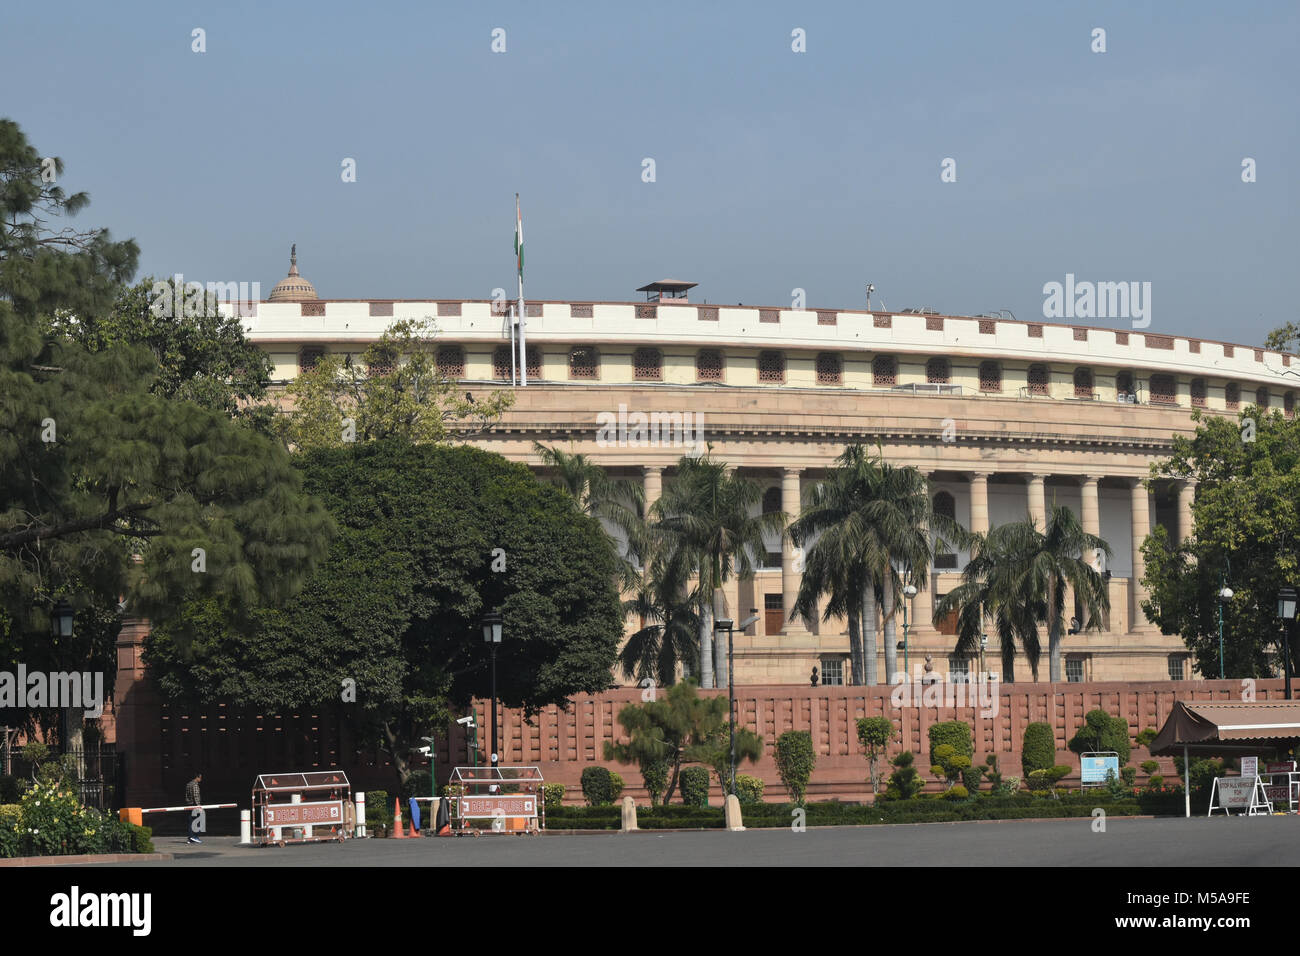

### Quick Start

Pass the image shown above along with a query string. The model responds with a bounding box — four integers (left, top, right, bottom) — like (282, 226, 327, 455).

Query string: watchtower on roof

(636, 279, 698, 303)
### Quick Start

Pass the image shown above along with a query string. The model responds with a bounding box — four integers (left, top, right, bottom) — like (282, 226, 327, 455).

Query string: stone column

(781, 468, 808, 635)
(969, 472, 991, 536)
(1027, 473, 1047, 528)
(1080, 475, 1102, 569)
(1130, 479, 1152, 630)
(1177, 479, 1196, 547)
(643, 465, 662, 513)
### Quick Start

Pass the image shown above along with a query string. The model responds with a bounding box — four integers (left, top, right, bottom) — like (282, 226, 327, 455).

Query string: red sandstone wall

(116, 665, 1288, 807)
(461, 679, 1286, 803)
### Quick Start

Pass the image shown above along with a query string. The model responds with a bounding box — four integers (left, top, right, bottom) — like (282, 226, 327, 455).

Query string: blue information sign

(1080, 754, 1121, 785)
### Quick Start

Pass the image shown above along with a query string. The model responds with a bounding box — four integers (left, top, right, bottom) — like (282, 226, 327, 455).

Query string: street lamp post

(902, 582, 917, 678)
(1217, 573, 1233, 681)
(1277, 588, 1296, 701)
(714, 610, 760, 797)
(51, 600, 75, 755)
(481, 611, 503, 764)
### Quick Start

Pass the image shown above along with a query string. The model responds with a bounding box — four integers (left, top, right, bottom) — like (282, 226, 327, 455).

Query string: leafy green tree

(0, 118, 332, 750)
(697, 721, 764, 796)
(936, 505, 1110, 683)
(774, 729, 816, 804)
(48, 276, 274, 430)
(856, 716, 895, 798)
(884, 750, 924, 800)
(930, 744, 971, 790)
(651, 454, 784, 688)
(146, 440, 623, 788)
(1067, 708, 1132, 763)
(1143, 407, 1300, 678)
(534, 442, 645, 592)
(603, 679, 750, 803)
(1264, 322, 1300, 354)
(276, 316, 513, 451)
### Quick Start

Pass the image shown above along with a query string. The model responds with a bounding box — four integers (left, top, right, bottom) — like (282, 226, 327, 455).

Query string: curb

(0, 852, 174, 867)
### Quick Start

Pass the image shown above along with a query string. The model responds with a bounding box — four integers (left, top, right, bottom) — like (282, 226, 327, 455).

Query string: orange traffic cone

(392, 798, 405, 839)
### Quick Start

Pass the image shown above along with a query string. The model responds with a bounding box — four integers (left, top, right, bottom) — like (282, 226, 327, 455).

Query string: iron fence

(0, 747, 125, 811)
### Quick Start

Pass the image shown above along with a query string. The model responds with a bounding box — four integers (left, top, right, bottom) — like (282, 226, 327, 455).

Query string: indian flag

(514, 194, 523, 277)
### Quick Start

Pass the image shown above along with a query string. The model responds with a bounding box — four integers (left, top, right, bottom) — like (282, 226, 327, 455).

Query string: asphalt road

(98, 815, 1300, 867)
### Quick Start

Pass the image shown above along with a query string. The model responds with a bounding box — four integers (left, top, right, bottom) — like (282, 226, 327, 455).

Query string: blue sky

(4, 0, 1296, 343)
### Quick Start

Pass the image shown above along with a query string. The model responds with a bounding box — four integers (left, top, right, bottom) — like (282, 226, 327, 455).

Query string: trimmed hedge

(734, 774, 765, 805)
(774, 731, 816, 804)
(581, 766, 619, 806)
(542, 783, 566, 810)
(928, 721, 973, 764)
(679, 766, 711, 808)
(545, 793, 1152, 830)
(1022, 723, 1055, 775)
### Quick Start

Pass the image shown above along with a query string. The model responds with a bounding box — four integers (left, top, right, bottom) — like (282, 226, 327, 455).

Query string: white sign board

(1241, 756, 1258, 778)
(1213, 777, 1254, 809)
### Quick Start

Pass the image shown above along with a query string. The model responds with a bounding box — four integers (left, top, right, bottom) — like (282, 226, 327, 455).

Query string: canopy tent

(1149, 700, 1300, 816)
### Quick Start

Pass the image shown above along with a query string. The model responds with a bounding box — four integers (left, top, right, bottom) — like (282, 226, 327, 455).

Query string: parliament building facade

(240, 258, 1297, 686)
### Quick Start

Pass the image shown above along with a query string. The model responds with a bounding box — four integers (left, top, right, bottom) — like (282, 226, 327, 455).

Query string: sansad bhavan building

(241, 251, 1298, 686)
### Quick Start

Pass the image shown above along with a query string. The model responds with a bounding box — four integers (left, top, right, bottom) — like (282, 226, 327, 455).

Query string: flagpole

(516, 193, 527, 387)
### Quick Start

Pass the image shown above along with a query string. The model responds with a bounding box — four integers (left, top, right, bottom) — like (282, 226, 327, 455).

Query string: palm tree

(533, 442, 645, 590)
(936, 505, 1111, 683)
(935, 528, 1046, 682)
(651, 454, 784, 689)
(618, 541, 701, 688)
(790, 446, 962, 685)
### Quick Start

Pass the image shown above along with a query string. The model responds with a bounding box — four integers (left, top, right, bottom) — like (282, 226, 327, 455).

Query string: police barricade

(251, 771, 352, 847)
(447, 766, 544, 835)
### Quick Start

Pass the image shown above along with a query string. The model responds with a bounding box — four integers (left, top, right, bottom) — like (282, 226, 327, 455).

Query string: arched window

(926, 357, 950, 385)
(872, 355, 896, 387)
(933, 491, 957, 570)
(299, 347, 326, 373)
(1028, 364, 1049, 396)
(569, 346, 599, 379)
(1116, 371, 1134, 403)
(1074, 367, 1094, 399)
(762, 486, 781, 514)
(1190, 378, 1207, 408)
(1225, 381, 1240, 410)
(633, 347, 662, 381)
(816, 352, 842, 385)
(1149, 374, 1176, 405)
(1256, 387, 1270, 409)
(758, 350, 785, 383)
(696, 349, 723, 382)
(436, 345, 464, 379)
(978, 361, 1001, 393)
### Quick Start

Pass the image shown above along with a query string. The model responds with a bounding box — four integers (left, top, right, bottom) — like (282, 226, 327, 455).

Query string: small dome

(268, 243, 318, 301)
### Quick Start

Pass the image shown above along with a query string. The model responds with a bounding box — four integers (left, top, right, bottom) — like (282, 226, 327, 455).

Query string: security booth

(251, 771, 352, 847)
(447, 766, 544, 835)
(1149, 700, 1300, 817)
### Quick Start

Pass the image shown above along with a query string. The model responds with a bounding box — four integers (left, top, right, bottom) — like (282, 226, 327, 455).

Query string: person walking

(185, 772, 203, 845)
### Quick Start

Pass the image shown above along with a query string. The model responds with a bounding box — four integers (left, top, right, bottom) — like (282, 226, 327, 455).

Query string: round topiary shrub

(1022, 722, 1055, 776)
(679, 766, 711, 807)
(542, 783, 566, 810)
(734, 774, 765, 805)
(944, 785, 969, 801)
(581, 766, 618, 806)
